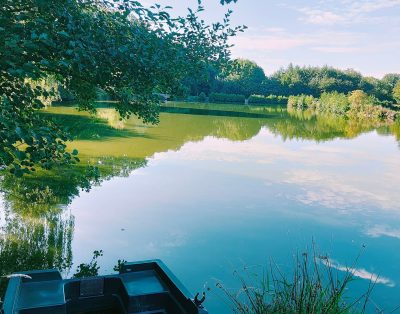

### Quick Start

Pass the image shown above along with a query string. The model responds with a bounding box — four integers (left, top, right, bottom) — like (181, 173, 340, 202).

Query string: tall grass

(217, 249, 378, 314)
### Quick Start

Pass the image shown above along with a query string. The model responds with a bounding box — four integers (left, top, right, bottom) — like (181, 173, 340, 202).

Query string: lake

(1, 102, 400, 312)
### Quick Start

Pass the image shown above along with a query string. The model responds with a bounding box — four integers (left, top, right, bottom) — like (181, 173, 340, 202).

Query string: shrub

(209, 92, 245, 103)
(287, 94, 316, 110)
(198, 92, 207, 102)
(348, 90, 374, 108)
(288, 91, 398, 123)
(319, 92, 350, 114)
(248, 95, 288, 105)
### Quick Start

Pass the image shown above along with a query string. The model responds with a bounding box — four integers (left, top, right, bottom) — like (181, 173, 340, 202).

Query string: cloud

(296, 0, 400, 25)
(348, 0, 400, 13)
(231, 35, 313, 51)
(231, 29, 363, 53)
(298, 8, 345, 25)
(152, 129, 400, 214)
(264, 27, 285, 33)
(365, 225, 400, 239)
(285, 169, 400, 211)
(322, 259, 395, 287)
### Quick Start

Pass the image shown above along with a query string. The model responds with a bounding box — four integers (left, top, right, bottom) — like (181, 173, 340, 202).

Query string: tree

(181, 65, 219, 97)
(373, 73, 400, 101)
(381, 73, 400, 88)
(271, 65, 364, 97)
(393, 82, 400, 104)
(221, 59, 265, 97)
(0, 0, 244, 175)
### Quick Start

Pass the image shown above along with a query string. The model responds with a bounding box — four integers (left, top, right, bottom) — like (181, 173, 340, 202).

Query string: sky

(141, 0, 400, 78)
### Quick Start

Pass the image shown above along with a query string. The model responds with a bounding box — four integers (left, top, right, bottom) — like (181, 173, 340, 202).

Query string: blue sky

(142, 0, 400, 78)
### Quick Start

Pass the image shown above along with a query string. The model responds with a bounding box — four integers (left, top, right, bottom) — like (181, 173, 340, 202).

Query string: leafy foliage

(0, 0, 245, 175)
(184, 61, 400, 106)
(113, 259, 128, 272)
(270, 65, 400, 102)
(209, 92, 246, 103)
(248, 95, 288, 105)
(220, 59, 265, 97)
(198, 92, 207, 102)
(73, 250, 103, 278)
(393, 82, 400, 104)
(288, 91, 398, 123)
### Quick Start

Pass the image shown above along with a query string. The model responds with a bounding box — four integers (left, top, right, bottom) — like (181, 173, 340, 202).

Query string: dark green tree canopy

(183, 60, 399, 105)
(220, 58, 265, 97)
(0, 0, 244, 175)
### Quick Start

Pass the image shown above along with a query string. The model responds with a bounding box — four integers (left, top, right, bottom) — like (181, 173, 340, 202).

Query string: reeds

(217, 248, 377, 314)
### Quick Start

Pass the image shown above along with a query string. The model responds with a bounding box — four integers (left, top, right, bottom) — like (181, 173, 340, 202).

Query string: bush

(248, 95, 288, 105)
(287, 94, 316, 110)
(209, 92, 245, 103)
(348, 90, 374, 108)
(288, 91, 398, 123)
(198, 92, 207, 102)
(319, 92, 349, 114)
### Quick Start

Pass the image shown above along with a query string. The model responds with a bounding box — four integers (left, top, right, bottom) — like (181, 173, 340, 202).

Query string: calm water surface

(1, 103, 400, 312)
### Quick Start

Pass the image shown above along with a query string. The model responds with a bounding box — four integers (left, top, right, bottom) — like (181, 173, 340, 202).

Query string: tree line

(182, 59, 400, 106)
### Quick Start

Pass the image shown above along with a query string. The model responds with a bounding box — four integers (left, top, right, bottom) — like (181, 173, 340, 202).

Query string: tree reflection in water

(0, 157, 146, 296)
(0, 103, 399, 298)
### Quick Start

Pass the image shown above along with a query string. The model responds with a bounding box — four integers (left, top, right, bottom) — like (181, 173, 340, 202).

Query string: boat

(2, 259, 209, 314)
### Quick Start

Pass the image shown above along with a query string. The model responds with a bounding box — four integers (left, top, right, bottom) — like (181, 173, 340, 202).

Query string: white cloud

(231, 35, 313, 51)
(231, 29, 363, 54)
(298, 8, 345, 25)
(296, 0, 400, 25)
(365, 225, 400, 239)
(285, 169, 400, 211)
(263, 27, 286, 33)
(322, 259, 395, 287)
(348, 0, 400, 13)
(160, 129, 400, 213)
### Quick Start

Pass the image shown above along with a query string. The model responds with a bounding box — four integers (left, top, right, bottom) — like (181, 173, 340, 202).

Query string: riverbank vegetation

(288, 91, 398, 124)
(248, 95, 288, 105)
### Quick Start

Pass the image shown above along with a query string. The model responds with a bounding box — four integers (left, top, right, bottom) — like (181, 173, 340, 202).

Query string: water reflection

(0, 196, 74, 294)
(0, 103, 399, 309)
(0, 156, 146, 295)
